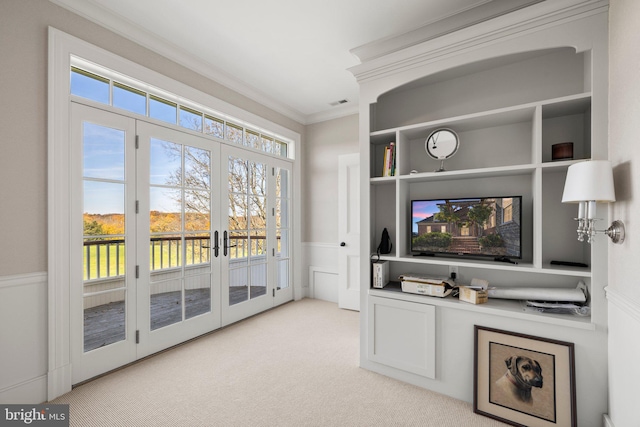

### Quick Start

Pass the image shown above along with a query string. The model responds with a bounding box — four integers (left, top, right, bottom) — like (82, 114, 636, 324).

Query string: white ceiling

(51, 0, 526, 124)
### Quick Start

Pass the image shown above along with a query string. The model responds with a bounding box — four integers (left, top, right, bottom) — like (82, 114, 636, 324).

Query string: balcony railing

(83, 235, 275, 281)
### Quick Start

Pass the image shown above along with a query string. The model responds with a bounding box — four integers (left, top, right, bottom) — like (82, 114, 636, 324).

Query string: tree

(84, 219, 105, 236)
(161, 141, 269, 234)
(434, 200, 462, 235)
(467, 201, 494, 237)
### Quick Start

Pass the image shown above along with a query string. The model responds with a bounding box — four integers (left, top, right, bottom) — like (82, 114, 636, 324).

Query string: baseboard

(0, 375, 48, 404)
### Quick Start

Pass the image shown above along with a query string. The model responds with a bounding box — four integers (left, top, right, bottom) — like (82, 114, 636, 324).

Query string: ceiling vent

(330, 99, 349, 107)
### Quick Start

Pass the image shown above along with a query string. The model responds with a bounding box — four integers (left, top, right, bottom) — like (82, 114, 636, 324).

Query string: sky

(82, 126, 207, 215)
(412, 200, 442, 233)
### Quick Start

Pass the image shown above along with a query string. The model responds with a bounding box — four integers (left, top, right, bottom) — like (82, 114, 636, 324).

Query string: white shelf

(377, 255, 591, 277)
(371, 162, 582, 184)
(398, 164, 536, 183)
(370, 286, 595, 330)
(370, 92, 591, 139)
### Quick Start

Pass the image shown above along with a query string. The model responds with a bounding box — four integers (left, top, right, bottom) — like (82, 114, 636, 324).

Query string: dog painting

(495, 355, 543, 404)
(475, 327, 576, 426)
(489, 343, 555, 422)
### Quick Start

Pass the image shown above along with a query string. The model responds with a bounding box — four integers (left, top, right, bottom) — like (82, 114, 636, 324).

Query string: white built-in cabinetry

(350, 2, 610, 426)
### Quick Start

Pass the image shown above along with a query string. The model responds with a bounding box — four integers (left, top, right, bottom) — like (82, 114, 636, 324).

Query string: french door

(135, 121, 221, 357)
(70, 103, 292, 384)
(70, 103, 138, 383)
(220, 146, 293, 325)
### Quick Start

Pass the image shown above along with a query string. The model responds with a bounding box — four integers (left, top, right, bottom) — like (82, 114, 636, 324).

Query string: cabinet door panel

(368, 296, 435, 378)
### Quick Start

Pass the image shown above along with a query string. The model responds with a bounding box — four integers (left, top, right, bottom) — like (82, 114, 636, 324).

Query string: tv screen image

(411, 196, 522, 259)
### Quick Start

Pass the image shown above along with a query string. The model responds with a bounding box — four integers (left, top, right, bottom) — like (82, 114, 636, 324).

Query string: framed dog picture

(474, 326, 576, 427)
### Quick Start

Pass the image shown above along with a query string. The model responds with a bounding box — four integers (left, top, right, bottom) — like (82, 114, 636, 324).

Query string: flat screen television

(411, 196, 522, 260)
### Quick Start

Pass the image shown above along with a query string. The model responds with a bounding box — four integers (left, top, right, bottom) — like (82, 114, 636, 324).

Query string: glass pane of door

(227, 156, 268, 305)
(276, 167, 290, 291)
(149, 138, 212, 330)
(82, 122, 128, 352)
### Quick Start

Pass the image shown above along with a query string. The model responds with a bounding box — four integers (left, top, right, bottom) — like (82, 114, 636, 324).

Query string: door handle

(223, 231, 237, 257)
(213, 230, 220, 258)
(340, 242, 346, 247)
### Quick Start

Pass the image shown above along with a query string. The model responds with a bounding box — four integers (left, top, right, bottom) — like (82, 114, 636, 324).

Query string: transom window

(71, 66, 290, 158)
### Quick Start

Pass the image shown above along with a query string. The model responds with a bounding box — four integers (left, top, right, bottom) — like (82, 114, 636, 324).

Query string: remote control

(550, 260, 589, 268)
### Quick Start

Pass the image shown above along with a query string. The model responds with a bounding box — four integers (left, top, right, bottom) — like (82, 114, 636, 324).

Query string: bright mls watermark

(1, 405, 69, 426)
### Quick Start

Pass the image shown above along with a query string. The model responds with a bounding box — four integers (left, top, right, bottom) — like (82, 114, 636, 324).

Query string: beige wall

(0, 0, 304, 276)
(303, 114, 359, 243)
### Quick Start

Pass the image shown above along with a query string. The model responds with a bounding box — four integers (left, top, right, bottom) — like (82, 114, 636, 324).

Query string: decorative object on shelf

(371, 261, 389, 289)
(561, 160, 625, 243)
(551, 142, 574, 161)
(377, 227, 392, 255)
(425, 128, 459, 172)
(474, 326, 576, 427)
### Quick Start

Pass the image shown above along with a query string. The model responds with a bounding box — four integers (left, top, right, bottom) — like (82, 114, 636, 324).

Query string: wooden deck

(84, 286, 267, 352)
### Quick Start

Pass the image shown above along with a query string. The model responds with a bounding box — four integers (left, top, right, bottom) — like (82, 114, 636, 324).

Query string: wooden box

(459, 286, 488, 304)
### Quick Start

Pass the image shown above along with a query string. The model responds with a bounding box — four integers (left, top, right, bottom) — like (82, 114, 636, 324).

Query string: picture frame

(474, 326, 576, 427)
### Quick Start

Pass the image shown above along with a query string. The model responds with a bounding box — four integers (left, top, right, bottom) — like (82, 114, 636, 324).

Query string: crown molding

(350, 0, 544, 63)
(349, 0, 609, 83)
(48, 0, 310, 124)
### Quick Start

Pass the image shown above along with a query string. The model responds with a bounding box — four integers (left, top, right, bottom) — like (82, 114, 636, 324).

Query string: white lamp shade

(562, 160, 616, 203)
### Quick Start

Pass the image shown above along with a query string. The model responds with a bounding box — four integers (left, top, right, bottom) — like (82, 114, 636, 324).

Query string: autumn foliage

(83, 211, 210, 236)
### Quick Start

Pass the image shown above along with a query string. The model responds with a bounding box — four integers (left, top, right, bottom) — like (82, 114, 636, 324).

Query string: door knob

(340, 242, 346, 247)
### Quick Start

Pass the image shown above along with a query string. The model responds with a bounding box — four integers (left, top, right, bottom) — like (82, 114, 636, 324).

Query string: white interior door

(338, 153, 361, 311)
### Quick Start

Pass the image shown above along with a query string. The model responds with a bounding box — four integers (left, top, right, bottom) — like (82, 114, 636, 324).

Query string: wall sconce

(561, 160, 625, 244)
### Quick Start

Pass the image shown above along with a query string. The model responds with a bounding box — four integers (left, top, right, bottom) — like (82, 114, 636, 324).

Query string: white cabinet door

(338, 153, 360, 311)
(368, 296, 436, 379)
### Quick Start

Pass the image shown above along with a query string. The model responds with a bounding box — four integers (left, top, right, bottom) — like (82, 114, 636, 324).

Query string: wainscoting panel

(605, 287, 640, 427)
(0, 272, 48, 403)
(309, 267, 339, 303)
(303, 243, 339, 301)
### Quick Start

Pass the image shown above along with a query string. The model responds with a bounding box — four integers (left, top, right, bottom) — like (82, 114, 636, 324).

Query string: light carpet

(51, 298, 507, 426)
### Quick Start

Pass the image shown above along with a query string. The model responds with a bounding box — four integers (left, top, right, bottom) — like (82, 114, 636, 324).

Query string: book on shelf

(382, 142, 396, 177)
